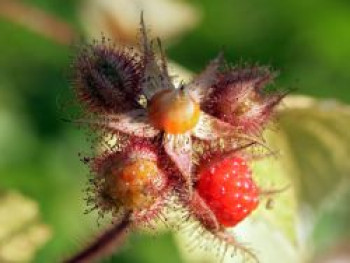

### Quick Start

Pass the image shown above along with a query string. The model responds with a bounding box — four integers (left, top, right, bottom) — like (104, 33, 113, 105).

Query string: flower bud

(203, 66, 284, 134)
(72, 40, 142, 113)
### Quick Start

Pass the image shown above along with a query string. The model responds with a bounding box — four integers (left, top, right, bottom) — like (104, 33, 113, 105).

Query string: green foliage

(107, 232, 182, 263)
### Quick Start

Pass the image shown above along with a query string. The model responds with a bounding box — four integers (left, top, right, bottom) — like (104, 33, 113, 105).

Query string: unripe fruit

(93, 142, 167, 212)
(148, 89, 200, 134)
(105, 158, 164, 210)
(196, 156, 259, 227)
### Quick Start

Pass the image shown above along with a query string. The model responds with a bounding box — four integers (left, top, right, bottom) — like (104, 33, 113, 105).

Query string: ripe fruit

(148, 88, 200, 134)
(196, 156, 259, 227)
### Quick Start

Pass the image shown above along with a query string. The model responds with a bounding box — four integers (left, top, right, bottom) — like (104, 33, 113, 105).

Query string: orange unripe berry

(148, 89, 200, 134)
(105, 158, 165, 210)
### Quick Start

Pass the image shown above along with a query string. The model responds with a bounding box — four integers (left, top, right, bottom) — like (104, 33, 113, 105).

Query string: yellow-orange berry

(148, 89, 200, 134)
(105, 159, 165, 210)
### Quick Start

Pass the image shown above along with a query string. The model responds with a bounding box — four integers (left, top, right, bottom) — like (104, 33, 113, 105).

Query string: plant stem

(0, 0, 75, 45)
(65, 214, 131, 263)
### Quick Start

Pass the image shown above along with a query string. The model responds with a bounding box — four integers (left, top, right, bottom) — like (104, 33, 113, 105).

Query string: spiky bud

(203, 66, 284, 134)
(72, 40, 142, 113)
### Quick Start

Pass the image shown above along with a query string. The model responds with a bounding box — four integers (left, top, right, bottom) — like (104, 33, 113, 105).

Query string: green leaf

(252, 95, 350, 248)
(252, 146, 298, 245)
(174, 217, 300, 263)
(268, 96, 350, 260)
(107, 232, 183, 263)
(278, 96, 350, 208)
(312, 184, 350, 254)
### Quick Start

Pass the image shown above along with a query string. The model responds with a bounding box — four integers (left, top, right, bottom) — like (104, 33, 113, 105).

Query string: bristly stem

(65, 214, 131, 263)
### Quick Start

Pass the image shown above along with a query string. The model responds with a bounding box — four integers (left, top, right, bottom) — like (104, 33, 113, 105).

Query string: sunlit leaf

(252, 143, 298, 245)
(252, 95, 350, 254)
(277, 96, 350, 208)
(0, 191, 51, 262)
(174, 217, 300, 263)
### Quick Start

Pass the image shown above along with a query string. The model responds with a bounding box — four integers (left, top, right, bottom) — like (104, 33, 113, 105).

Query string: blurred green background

(0, 0, 350, 262)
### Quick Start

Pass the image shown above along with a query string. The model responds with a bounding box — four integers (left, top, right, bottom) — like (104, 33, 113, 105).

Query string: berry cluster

(71, 14, 285, 262)
(197, 156, 259, 227)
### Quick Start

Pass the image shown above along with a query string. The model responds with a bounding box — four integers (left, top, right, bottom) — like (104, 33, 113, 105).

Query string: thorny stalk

(65, 214, 131, 263)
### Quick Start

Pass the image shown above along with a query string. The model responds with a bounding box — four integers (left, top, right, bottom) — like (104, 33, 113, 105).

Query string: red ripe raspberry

(197, 156, 259, 227)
